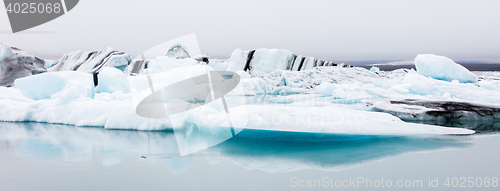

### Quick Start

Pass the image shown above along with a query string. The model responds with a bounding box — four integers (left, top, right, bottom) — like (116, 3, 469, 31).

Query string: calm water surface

(0, 122, 499, 190)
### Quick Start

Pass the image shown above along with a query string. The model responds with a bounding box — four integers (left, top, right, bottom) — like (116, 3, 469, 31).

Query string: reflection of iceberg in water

(406, 120, 500, 133)
(0, 122, 180, 163)
(0, 122, 472, 174)
(209, 134, 472, 172)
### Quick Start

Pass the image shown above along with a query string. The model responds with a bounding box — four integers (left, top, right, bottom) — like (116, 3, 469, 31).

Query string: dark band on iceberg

(244, 50, 256, 72)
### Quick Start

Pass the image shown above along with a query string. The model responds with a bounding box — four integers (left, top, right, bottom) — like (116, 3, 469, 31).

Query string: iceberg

(144, 56, 199, 73)
(0, 85, 473, 135)
(0, 43, 46, 87)
(48, 47, 131, 73)
(14, 71, 94, 100)
(97, 67, 131, 94)
(0, 63, 476, 135)
(165, 42, 191, 59)
(224, 48, 343, 75)
(248, 49, 294, 75)
(291, 55, 304, 72)
(4, 38, 499, 139)
(302, 57, 315, 71)
(370, 66, 382, 73)
(414, 54, 478, 83)
(124, 33, 203, 76)
(225, 49, 249, 72)
(134, 33, 202, 60)
(232, 105, 473, 135)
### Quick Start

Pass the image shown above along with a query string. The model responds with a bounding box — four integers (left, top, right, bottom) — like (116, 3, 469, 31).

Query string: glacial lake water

(1, 121, 499, 190)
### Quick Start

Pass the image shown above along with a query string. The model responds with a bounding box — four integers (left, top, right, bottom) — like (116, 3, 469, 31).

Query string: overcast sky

(0, 0, 499, 62)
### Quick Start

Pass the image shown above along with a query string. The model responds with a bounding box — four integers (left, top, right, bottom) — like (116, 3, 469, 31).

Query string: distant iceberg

(48, 47, 131, 73)
(415, 54, 478, 83)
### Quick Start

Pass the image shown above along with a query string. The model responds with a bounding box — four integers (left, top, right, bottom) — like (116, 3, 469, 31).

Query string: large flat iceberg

(234, 105, 473, 135)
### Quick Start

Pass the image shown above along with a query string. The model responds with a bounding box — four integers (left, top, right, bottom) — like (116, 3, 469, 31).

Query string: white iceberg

(145, 56, 198, 73)
(14, 71, 94, 100)
(97, 67, 131, 94)
(225, 49, 249, 72)
(303, 57, 315, 71)
(250, 49, 295, 75)
(224, 48, 320, 75)
(414, 54, 478, 83)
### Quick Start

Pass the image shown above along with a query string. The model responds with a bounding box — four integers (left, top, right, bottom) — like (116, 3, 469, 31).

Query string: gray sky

(0, 0, 499, 61)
